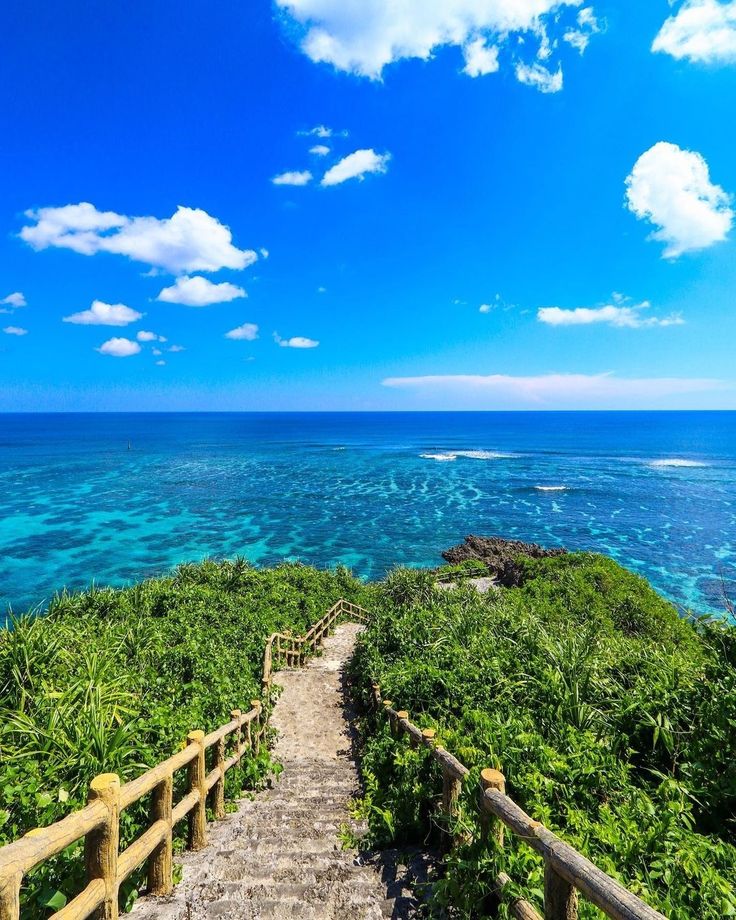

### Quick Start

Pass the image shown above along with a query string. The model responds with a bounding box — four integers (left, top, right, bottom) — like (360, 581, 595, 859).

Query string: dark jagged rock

(442, 535, 567, 587)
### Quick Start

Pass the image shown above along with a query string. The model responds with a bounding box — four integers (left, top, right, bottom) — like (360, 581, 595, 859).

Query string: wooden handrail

(373, 686, 668, 920)
(0, 598, 368, 920)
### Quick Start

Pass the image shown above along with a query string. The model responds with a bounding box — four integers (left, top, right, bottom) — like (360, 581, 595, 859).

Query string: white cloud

(3, 326, 28, 336)
(63, 300, 143, 326)
(260, 248, 270, 259)
(652, 0, 736, 64)
(479, 303, 493, 313)
(272, 170, 313, 186)
(463, 38, 499, 75)
(168, 344, 185, 353)
(299, 125, 335, 137)
(538, 298, 685, 328)
(157, 275, 246, 306)
(156, 360, 166, 366)
(625, 141, 733, 258)
(20, 203, 256, 274)
(225, 322, 259, 341)
(1, 292, 26, 309)
(563, 6, 600, 52)
(137, 330, 166, 342)
(97, 337, 141, 357)
(515, 61, 563, 92)
(310, 144, 331, 156)
(152, 348, 163, 356)
(382, 372, 724, 407)
(321, 149, 391, 186)
(274, 333, 319, 348)
(275, 0, 591, 87)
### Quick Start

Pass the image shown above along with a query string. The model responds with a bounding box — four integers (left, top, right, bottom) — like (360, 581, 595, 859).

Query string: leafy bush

(350, 555, 736, 919)
(0, 559, 368, 916)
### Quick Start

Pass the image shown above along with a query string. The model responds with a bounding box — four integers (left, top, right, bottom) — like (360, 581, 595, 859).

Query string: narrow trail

(133, 622, 427, 920)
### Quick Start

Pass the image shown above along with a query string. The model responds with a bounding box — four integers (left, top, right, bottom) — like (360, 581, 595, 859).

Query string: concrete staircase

(132, 623, 427, 920)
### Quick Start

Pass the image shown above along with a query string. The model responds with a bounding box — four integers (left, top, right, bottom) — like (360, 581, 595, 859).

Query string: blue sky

(1, 0, 736, 410)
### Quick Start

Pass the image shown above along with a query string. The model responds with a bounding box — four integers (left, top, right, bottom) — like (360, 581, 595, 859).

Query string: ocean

(1, 411, 735, 619)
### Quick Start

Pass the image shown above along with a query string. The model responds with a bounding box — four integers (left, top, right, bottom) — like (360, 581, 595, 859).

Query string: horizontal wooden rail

(0, 598, 368, 920)
(373, 686, 667, 920)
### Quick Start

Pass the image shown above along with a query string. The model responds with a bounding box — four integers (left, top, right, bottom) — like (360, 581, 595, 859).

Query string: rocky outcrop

(442, 535, 566, 587)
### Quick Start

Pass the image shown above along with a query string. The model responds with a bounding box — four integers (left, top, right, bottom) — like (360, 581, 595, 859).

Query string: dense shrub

(350, 554, 736, 919)
(0, 559, 368, 916)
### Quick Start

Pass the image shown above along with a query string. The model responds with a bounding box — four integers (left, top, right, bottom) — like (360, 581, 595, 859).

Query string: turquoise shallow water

(1, 411, 735, 618)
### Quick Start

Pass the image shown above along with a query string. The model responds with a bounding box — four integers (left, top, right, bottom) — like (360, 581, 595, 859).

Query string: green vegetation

(0, 559, 368, 916)
(350, 553, 736, 919)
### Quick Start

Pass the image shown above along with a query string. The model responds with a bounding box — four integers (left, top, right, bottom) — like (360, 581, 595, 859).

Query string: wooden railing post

(545, 863, 579, 920)
(85, 773, 120, 920)
(251, 700, 262, 755)
(441, 764, 462, 849)
(213, 736, 226, 820)
(231, 709, 243, 759)
(0, 872, 21, 920)
(147, 772, 173, 897)
(480, 768, 506, 845)
(186, 731, 207, 850)
(396, 711, 408, 739)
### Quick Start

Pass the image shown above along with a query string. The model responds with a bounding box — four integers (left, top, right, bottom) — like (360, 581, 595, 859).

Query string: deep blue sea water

(1, 411, 735, 619)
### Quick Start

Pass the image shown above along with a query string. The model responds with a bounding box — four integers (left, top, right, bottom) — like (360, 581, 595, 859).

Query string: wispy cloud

(3, 325, 28, 336)
(63, 300, 143, 326)
(137, 330, 167, 342)
(625, 141, 733, 258)
(321, 149, 390, 186)
(1, 292, 26, 311)
(272, 170, 313, 186)
(21, 202, 256, 274)
(309, 145, 330, 156)
(382, 372, 725, 407)
(514, 61, 563, 93)
(274, 333, 319, 348)
(538, 297, 684, 328)
(157, 275, 246, 306)
(225, 323, 259, 341)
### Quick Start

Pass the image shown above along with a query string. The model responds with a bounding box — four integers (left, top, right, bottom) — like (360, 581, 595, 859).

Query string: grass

(349, 553, 736, 919)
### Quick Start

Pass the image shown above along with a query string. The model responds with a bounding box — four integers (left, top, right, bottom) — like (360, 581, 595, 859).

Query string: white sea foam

(420, 449, 514, 462)
(648, 458, 708, 468)
(534, 485, 568, 491)
(420, 452, 457, 461)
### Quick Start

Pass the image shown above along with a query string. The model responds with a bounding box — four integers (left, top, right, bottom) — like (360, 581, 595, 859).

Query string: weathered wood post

(544, 863, 579, 920)
(231, 709, 243, 760)
(0, 871, 21, 920)
(441, 760, 462, 849)
(251, 700, 262, 755)
(396, 711, 409, 740)
(187, 731, 207, 850)
(421, 728, 436, 747)
(148, 772, 173, 896)
(85, 773, 120, 919)
(213, 735, 226, 820)
(480, 768, 506, 846)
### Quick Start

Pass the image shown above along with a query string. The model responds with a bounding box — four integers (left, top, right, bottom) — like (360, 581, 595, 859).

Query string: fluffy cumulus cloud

(538, 296, 684, 328)
(274, 333, 319, 348)
(1, 292, 26, 310)
(321, 149, 391, 186)
(96, 337, 141, 357)
(625, 142, 733, 258)
(310, 144, 331, 156)
(382, 372, 724, 407)
(3, 326, 28, 336)
(20, 203, 256, 275)
(63, 300, 143, 326)
(275, 0, 596, 89)
(157, 275, 246, 307)
(652, 0, 736, 63)
(225, 322, 259, 341)
(272, 170, 313, 186)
